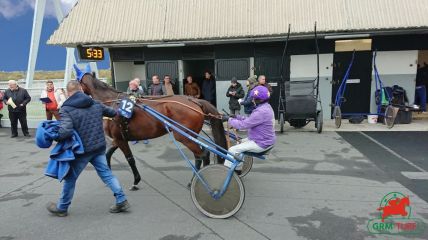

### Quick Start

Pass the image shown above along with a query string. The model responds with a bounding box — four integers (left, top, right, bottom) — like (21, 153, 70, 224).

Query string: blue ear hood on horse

(73, 64, 92, 82)
(84, 64, 91, 74)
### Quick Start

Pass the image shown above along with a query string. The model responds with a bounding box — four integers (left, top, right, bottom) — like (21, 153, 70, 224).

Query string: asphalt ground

(1, 127, 428, 240)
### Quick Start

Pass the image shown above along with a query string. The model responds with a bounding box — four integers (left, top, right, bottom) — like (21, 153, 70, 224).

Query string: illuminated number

(98, 49, 103, 59)
(86, 48, 92, 58)
(93, 49, 98, 59)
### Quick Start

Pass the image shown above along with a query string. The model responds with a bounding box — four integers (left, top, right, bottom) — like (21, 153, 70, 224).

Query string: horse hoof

(129, 185, 139, 191)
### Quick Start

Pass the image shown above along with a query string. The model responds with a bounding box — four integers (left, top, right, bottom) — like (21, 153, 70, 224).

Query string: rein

(101, 96, 222, 120)
(138, 98, 222, 119)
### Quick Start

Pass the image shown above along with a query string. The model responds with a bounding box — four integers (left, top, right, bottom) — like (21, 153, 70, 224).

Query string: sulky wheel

(316, 111, 323, 134)
(190, 165, 245, 219)
(384, 105, 395, 129)
(333, 106, 342, 129)
(238, 155, 253, 178)
(279, 113, 285, 133)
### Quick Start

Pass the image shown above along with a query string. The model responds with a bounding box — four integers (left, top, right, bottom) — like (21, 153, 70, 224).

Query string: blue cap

(73, 64, 91, 82)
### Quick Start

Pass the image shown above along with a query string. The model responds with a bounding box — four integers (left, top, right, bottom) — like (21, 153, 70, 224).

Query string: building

(48, 0, 428, 118)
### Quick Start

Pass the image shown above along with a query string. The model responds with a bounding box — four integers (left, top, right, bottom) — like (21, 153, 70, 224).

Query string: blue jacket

(241, 92, 255, 114)
(58, 91, 116, 153)
(36, 120, 84, 181)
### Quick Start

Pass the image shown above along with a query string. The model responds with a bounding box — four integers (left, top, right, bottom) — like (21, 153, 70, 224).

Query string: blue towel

(36, 120, 84, 182)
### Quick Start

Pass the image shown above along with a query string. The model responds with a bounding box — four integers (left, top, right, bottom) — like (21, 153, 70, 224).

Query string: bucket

(367, 115, 378, 124)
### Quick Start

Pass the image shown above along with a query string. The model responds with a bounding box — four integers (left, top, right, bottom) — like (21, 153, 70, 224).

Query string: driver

(223, 85, 276, 159)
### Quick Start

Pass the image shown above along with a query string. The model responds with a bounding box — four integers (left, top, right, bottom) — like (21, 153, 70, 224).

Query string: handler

(46, 80, 130, 217)
(223, 85, 276, 157)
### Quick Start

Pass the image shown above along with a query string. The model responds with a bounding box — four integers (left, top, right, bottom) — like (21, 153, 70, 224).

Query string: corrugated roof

(48, 0, 428, 46)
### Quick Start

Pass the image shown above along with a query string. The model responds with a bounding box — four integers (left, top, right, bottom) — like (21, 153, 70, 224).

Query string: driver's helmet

(250, 86, 270, 101)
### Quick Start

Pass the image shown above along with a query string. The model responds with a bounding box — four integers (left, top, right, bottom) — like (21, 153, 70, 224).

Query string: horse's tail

(196, 99, 227, 164)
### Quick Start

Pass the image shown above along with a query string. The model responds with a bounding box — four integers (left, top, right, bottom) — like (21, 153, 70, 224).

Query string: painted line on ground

(359, 132, 426, 173)
(400, 172, 428, 180)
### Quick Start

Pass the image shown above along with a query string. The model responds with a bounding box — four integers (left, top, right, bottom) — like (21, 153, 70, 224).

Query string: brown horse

(79, 73, 226, 190)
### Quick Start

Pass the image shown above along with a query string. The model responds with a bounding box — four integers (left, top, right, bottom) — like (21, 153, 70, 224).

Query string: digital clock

(78, 46, 105, 61)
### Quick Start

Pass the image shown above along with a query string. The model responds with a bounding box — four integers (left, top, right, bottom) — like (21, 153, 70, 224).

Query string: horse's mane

(90, 74, 121, 93)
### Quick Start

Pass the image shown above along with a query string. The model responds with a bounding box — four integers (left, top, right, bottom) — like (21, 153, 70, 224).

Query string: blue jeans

(57, 151, 127, 211)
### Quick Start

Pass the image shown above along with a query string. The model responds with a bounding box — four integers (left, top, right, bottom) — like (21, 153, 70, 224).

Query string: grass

(0, 69, 112, 83)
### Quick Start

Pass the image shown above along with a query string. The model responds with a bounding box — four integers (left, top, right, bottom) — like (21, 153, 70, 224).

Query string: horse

(78, 72, 227, 190)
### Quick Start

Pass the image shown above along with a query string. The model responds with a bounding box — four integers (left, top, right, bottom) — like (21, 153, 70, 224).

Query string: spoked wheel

(279, 113, 285, 133)
(316, 111, 323, 134)
(239, 155, 253, 178)
(333, 106, 342, 128)
(384, 105, 395, 129)
(190, 165, 245, 219)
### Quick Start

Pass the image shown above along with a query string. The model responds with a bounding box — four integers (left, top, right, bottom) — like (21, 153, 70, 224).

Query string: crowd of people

(0, 73, 273, 137)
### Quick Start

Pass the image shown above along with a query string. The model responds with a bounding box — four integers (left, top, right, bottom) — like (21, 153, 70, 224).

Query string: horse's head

(74, 64, 95, 95)
(80, 73, 97, 95)
(73, 64, 120, 102)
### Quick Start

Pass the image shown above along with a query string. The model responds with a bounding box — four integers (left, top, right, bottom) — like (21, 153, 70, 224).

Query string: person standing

(239, 76, 258, 115)
(40, 80, 66, 120)
(127, 80, 145, 98)
(226, 77, 245, 115)
(257, 75, 273, 94)
(127, 77, 146, 95)
(46, 80, 129, 217)
(3, 80, 31, 137)
(201, 71, 216, 106)
(0, 90, 4, 128)
(184, 75, 200, 98)
(148, 75, 166, 96)
(163, 75, 175, 95)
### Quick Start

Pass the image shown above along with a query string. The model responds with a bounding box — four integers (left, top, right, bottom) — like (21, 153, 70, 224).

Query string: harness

(101, 95, 222, 141)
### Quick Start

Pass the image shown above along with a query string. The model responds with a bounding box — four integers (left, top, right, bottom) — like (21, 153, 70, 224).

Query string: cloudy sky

(0, 0, 109, 71)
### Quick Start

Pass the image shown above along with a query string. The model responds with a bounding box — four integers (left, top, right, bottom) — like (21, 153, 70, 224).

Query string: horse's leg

(116, 140, 142, 191)
(106, 145, 119, 169)
(202, 147, 210, 167)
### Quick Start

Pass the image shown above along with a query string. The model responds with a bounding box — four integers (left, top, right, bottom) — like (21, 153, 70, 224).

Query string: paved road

(0, 127, 427, 240)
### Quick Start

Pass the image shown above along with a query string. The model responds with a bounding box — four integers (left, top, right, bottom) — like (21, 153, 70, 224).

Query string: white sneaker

(224, 159, 233, 168)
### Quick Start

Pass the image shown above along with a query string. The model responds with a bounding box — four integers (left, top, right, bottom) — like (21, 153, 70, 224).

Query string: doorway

(182, 59, 215, 97)
(332, 51, 373, 116)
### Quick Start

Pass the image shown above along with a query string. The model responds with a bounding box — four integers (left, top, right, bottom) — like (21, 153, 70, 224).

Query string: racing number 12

(121, 100, 134, 113)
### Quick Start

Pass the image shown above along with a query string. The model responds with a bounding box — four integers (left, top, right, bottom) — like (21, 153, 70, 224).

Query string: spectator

(127, 80, 145, 99)
(40, 80, 66, 120)
(184, 75, 200, 98)
(127, 78, 146, 95)
(201, 71, 216, 106)
(258, 75, 273, 94)
(3, 80, 31, 137)
(226, 77, 245, 115)
(239, 76, 258, 115)
(46, 80, 129, 217)
(163, 75, 174, 95)
(147, 75, 166, 96)
(0, 90, 4, 127)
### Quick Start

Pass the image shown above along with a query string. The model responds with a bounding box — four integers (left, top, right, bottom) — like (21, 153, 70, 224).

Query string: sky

(0, 0, 109, 71)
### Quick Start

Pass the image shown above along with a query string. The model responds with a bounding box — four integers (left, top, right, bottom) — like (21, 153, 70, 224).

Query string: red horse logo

(377, 196, 410, 222)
